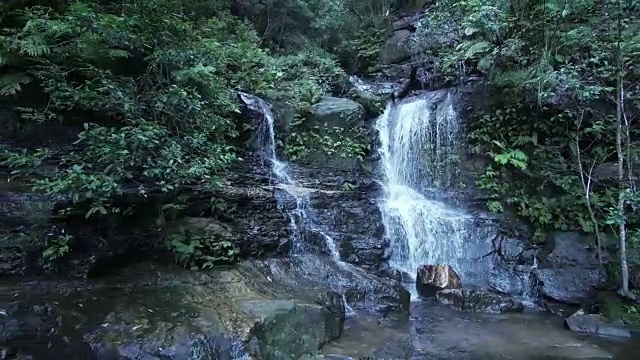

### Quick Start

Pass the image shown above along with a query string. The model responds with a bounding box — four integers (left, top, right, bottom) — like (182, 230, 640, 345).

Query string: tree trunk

(615, 0, 629, 294)
(616, 84, 629, 293)
(575, 113, 603, 265)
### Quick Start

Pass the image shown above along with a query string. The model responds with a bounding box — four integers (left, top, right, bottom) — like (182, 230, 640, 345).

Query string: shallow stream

(323, 297, 640, 360)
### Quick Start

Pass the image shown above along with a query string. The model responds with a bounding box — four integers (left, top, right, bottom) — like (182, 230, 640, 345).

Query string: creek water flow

(322, 299, 640, 359)
(375, 91, 484, 285)
(240, 92, 342, 261)
(372, 89, 542, 305)
(239, 92, 357, 316)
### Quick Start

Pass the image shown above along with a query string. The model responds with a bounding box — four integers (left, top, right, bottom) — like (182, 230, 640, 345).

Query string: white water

(376, 92, 476, 281)
(242, 92, 359, 317)
(240, 93, 341, 261)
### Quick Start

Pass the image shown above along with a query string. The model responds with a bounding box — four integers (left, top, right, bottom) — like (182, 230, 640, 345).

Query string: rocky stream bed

(3, 91, 640, 358)
(1, 259, 639, 360)
(0, 255, 408, 359)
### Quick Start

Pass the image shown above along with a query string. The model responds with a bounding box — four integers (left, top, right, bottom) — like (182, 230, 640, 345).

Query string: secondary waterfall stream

(376, 91, 479, 283)
(240, 92, 341, 260)
(240, 92, 359, 315)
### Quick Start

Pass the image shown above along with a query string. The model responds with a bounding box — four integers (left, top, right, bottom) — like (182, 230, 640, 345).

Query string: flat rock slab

(565, 312, 632, 338)
(436, 288, 524, 314)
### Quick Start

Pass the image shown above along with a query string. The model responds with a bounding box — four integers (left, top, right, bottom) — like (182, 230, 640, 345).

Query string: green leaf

(462, 41, 493, 59)
(0, 73, 31, 96)
(477, 56, 493, 73)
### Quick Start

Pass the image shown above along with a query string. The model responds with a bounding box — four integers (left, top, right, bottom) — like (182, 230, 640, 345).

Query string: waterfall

(376, 91, 481, 283)
(239, 92, 340, 261)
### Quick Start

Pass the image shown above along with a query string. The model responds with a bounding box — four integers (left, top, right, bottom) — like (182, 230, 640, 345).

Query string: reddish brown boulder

(416, 264, 462, 297)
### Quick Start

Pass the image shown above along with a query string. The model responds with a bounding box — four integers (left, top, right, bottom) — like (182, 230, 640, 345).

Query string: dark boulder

(380, 29, 414, 65)
(436, 288, 525, 314)
(533, 267, 607, 305)
(533, 232, 609, 305)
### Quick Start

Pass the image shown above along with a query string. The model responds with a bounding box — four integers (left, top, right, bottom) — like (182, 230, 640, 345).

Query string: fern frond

(0, 48, 9, 66)
(18, 35, 50, 57)
(457, 40, 493, 60)
(172, 65, 217, 84)
(0, 73, 32, 96)
(106, 49, 130, 59)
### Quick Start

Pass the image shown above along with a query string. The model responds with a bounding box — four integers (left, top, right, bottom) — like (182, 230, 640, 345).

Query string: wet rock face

(3, 153, 387, 280)
(436, 288, 525, 314)
(311, 189, 389, 273)
(416, 265, 462, 297)
(338, 234, 390, 273)
(271, 167, 391, 274)
(488, 265, 533, 296)
(533, 267, 607, 305)
(484, 230, 612, 309)
(533, 232, 609, 305)
(252, 255, 410, 315)
(210, 183, 292, 258)
(486, 235, 539, 302)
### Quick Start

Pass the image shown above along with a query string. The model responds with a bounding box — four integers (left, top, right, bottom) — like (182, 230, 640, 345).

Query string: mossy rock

(347, 76, 395, 116)
(289, 97, 367, 170)
(304, 97, 365, 131)
(246, 297, 343, 359)
(595, 291, 640, 326)
(355, 96, 386, 116)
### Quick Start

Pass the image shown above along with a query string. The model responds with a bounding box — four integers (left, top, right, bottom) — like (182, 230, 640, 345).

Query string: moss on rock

(286, 97, 368, 170)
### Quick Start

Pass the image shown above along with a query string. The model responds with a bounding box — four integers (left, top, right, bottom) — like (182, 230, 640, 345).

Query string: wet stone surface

(321, 299, 640, 359)
(0, 255, 409, 360)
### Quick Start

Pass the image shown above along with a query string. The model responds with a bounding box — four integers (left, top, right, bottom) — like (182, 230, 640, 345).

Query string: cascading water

(240, 92, 360, 316)
(376, 91, 483, 284)
(239, 92, 340, 260)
